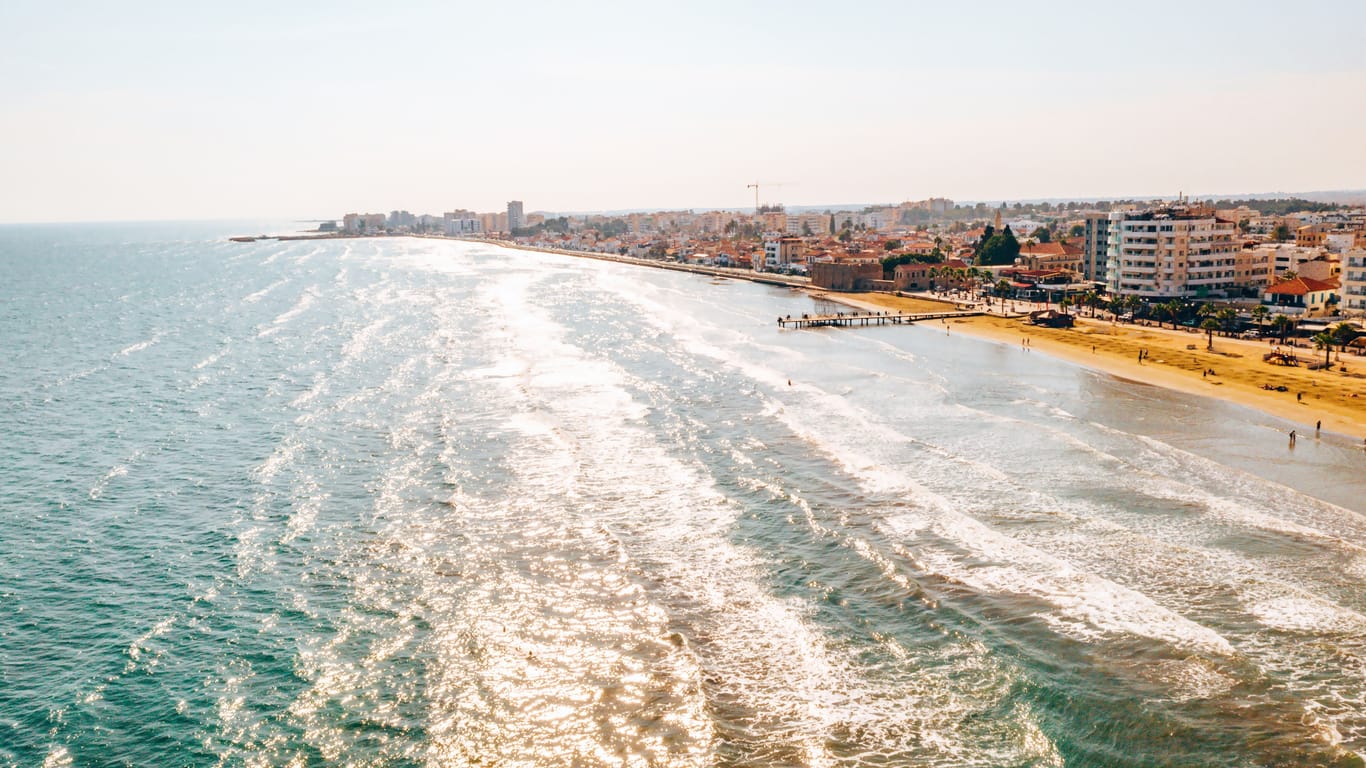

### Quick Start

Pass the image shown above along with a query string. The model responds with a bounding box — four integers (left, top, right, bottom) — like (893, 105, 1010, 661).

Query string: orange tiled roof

(1264, 276, 1338, 296)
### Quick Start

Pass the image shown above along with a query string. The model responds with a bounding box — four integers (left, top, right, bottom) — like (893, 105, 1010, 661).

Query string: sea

(3, 222, 1366, 768)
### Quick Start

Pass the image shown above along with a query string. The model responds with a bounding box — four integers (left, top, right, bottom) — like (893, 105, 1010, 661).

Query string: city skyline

(3, 0, 1365, 223)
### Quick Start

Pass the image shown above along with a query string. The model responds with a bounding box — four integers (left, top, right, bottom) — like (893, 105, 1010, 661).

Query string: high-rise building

(507, 200, 525, 231)
(1082, 212, 1110, 284)
(1343, 248, 1366, 314)
(1105, 205, 1239, 299)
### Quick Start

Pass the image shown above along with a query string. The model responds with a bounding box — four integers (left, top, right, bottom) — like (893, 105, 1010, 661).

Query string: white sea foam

(240, 278, 288, 304)
(1246, 594, 1366, 635)
(434, 265, 1065, 765)
(257, 289, 318, 337)
(113, 331, 161, 358)
(193, 343, 229, 371)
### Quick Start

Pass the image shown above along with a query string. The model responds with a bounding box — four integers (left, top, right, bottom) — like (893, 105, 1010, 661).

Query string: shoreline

(457, 237, 1366, 438)
(238, 233, 1366, 438)
(444, 236, 813, 289)
(819, 292, 1366, 439)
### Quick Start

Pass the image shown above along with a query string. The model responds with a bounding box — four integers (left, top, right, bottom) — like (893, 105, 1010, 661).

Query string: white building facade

(1344, 248, 1366, 315)
(1104, 206, 1239, 299)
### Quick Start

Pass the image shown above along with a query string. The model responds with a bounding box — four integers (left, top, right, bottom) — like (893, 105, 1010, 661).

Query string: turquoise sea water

(3, 223, 1366, 767)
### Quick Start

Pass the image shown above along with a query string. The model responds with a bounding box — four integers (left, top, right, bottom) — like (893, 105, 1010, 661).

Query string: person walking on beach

(1289, 430, 1297, 447)
(1316, 420, 1321, 437)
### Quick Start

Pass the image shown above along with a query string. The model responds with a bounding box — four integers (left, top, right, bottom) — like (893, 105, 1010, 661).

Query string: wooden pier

(777, 310, 980, 329)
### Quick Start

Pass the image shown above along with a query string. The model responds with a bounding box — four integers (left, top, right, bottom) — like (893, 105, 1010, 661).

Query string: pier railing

(777, 310, 980, 329)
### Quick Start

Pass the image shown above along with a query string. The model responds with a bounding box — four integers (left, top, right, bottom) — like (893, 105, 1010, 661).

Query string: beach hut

(1027, 309, 1074, 328)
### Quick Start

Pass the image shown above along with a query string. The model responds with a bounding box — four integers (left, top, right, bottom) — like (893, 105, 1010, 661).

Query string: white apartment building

(1105, 206, 1239, 299)
(1249, 243, 1337, 281)
(443, 211, 482, 235)
(342, 213, 387, 234)
(1343, 248, 1366, 315)
(785, 213, 828, 236)
(762, 234, 803, 270)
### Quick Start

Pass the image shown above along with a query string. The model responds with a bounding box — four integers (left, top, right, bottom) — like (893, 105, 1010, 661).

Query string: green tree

(1312, 331, 1335, 368)
(1069, 223, 1085, 238)
(1158, 300, 1184, 329)
(1273, 223, 1293, 242)
(973, 225, 995, 260)
(1270, 313, 1295, 344)
(977, 225, 1021, 266)
(1030, 226, 1051, 243)
(1216, 307, 1238, 335)
(1330, 322, 1360, 353)
(1250, 304, 1270, 333)
(1201, 317, 1221, 350)
(884, 239, 903, 251)
(1080, 290, 1100, 317)
(995, 278, 1012, 298)
(1058, 297, 1073, 315)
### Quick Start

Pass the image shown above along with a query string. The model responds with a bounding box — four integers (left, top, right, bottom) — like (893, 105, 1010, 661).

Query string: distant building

(811, 260, 882, 291)
(762, 234, 804, 270)
(1296, 224, 1327, 249)
(785, 213, 827, 236)
(342, 213, 387, 234)
(893, 262, 934, 291)
(1082, 212, 1110, 284)
(1017, 241, 1082, 275)
(1104, 205, 1239, 299)
(1262, 276, 1339, 317)
(443, 210, 482, 235)
(507, 200, 525, 231)
(1343, 248, 1366, 315)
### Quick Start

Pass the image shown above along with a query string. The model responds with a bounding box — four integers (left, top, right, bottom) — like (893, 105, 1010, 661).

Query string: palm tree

(1159, 300, 1183, 330)
(1312, 331, 1335, 369)
(1250, 304, 1270, 334)
(1216, 307, 1238, 337)
(1196, 302, 1216, 323)
(966, 266, 982, 294)
(1080, 290, 1099, 317)
(1201, 317, 1221, 350)
(1331, 322, 1360, 355)
(1270, 313, 1295, 345)
(1123, 295, 1142, 321)
(1058, 297, 1073, 315)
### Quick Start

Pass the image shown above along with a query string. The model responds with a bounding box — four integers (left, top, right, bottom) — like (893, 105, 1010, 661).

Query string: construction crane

(746, 181, 789, 213)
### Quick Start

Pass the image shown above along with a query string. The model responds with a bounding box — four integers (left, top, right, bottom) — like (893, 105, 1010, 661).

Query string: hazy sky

(3, 0, 1364, 222)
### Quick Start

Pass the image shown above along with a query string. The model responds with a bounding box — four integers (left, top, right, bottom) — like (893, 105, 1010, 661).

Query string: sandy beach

(431, 238, 1366, 439)
(815, 291, 1366, 439)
